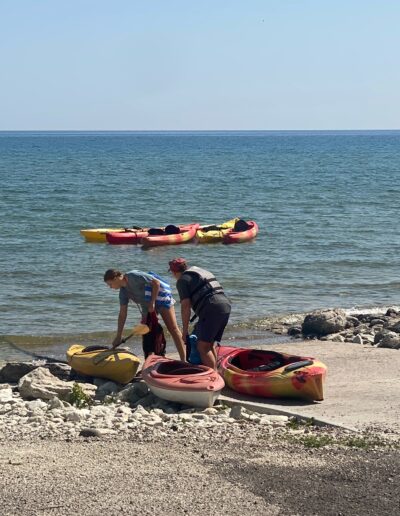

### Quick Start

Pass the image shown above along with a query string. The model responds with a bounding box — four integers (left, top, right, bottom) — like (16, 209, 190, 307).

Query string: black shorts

(193, 305, 231, 344)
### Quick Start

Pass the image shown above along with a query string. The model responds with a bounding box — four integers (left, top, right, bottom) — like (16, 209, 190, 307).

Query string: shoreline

(1, 303, 400, 364)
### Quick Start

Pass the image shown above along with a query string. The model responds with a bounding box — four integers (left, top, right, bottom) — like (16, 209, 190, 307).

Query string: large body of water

(1, 131, 399, 361)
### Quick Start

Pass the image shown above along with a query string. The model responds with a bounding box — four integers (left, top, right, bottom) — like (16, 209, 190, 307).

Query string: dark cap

(168, 258, 187, 273)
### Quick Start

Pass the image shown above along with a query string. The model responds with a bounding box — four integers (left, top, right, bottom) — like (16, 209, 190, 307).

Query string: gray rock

(352, 335, 363, 344)
(96, 381, 119, 400)
(48, 396, 66, 410)
(377, 334, 400, 349)
(18, 367, 96, 401)
(330, 334, 345, 342)
(0, 362, 37, 383)
(0, 387, 13, 403)
(374, 330, 397, 345)
(115, 382, 149, 404)
(229, 405, 242, 420)
(302, 309, 347, 337)
(370, 318, 385, 327)
(287, 326, 302, 337)
(79, 427, 105, 438)
(345, 316, 360, 328)
(388, 320, 400, 334)
(44, 363, 72, 381)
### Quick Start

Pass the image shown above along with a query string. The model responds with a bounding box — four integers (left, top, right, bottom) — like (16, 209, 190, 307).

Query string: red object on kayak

(106, 229, 149, 245)
(141, 223, 200, 248)
(142, 354, 225, 408)
(223, 220, 258, 244)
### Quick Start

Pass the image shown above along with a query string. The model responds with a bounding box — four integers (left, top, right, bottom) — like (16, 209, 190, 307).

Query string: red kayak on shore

(223, 220, 258, 244)
(142, 354, 225, 408)
(141, 223, 199, 248)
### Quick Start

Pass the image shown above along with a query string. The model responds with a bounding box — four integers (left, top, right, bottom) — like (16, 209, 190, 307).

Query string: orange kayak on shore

(217, 345, 326, 401)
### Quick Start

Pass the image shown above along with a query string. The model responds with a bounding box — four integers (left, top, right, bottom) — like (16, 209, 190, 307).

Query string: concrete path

(220, 340, 400, 432)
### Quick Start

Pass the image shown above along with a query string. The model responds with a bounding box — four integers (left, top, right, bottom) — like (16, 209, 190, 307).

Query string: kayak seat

(165, 224, 181, 235)
(148, 227, 165, 235)
(233, 219, 251, 232)
(82, 345, 109, 353)
(156, 362, 205, 376)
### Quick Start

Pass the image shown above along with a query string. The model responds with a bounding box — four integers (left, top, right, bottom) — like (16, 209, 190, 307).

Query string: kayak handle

(283, 360, 314, 373)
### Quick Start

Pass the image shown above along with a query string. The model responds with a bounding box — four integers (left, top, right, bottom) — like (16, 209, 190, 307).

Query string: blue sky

(1, 0, 399, 130)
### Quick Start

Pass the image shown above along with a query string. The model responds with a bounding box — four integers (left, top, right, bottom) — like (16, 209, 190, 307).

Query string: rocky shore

(266, 307, 400, 349)
(1, 344, 399, 515)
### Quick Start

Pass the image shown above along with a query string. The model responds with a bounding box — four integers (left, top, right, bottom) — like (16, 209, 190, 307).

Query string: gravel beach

(1, 338, 399, 515)
(1, 430, 399, 516)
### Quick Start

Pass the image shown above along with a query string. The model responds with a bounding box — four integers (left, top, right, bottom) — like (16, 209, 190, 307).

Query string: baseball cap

(168, 258, 187, 273)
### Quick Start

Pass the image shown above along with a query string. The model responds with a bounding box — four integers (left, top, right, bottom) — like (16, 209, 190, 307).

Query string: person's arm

(180, 298, 191, 343)
(148, 277, 160, 313)
(112, 304, 128, 348)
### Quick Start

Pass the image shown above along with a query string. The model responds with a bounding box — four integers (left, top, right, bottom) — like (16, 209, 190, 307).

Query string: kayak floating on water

(106, 228, 150, 245)
(196, 217, 240, 243)
(223, 220, 259, 244)
(217, 345, 327, 401)
(141, 223, 199, 248)
(80, 228, 126, 243)
(142, 354, 225, 408)
(66, 344, 141, 384)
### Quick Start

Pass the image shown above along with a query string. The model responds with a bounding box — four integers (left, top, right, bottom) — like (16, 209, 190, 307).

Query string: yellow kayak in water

(196, 218, 239, 243)
(66, 345, 140, 384)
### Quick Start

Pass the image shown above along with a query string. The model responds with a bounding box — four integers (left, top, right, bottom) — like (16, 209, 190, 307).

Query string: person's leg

(197, 311, 230, 369)
(159, 306, 186, 361)
(196, 340, 216, 369)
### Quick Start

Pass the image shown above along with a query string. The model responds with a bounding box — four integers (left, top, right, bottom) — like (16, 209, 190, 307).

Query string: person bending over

(104, 268, 185, 360)
(169, 258, 231, 369)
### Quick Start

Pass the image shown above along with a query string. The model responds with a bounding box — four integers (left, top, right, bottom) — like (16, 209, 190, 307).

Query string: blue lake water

(1, 131, 399, 360)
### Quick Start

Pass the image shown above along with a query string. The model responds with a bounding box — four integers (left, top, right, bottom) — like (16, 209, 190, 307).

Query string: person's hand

(111, 336, 122, 349)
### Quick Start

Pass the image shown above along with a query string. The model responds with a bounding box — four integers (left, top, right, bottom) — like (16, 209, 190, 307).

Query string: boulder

(388, 319, 400, 334)
(287, 326, 302, 337)
(377, 334, 400, 350)
(18, 367, 96, 401)
(374, 330, 397, 345)
(115, 382, 149, 404)
(302, 309, 347, 337)
(0, 387, 13, 403)
(0, 362, 37, 383)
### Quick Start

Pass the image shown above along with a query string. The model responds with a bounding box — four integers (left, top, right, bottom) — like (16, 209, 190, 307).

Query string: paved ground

(221, 340, 400, 432)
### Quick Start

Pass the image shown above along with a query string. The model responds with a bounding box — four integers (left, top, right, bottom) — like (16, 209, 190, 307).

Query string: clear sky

(1, 0, 399, 130)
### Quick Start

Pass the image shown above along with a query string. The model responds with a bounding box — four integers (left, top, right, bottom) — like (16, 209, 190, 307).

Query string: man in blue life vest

(169, 258, 231, 369)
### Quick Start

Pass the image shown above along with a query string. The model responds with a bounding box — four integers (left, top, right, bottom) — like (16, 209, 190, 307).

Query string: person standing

(168, 258, 231, 369)
(104, 268, 186, 360)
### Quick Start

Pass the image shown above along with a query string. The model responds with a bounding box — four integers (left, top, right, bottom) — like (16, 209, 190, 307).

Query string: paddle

(92, 324, 150, 365)
(120, 323, 150, 343)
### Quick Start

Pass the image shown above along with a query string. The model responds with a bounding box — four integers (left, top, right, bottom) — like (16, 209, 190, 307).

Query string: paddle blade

(132, 323, 150, 336)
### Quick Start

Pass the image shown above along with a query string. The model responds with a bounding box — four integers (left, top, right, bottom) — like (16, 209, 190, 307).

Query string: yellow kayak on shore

(66, 344, 140, 384)
(196, 218, 240, 243)
(80, 228, 125, 243)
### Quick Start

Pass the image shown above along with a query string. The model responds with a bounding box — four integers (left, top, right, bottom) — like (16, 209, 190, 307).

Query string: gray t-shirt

(119, 270, 154, 315)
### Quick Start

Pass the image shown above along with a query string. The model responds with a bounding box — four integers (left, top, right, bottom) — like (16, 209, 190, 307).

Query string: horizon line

(1, 128, 400, 133)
